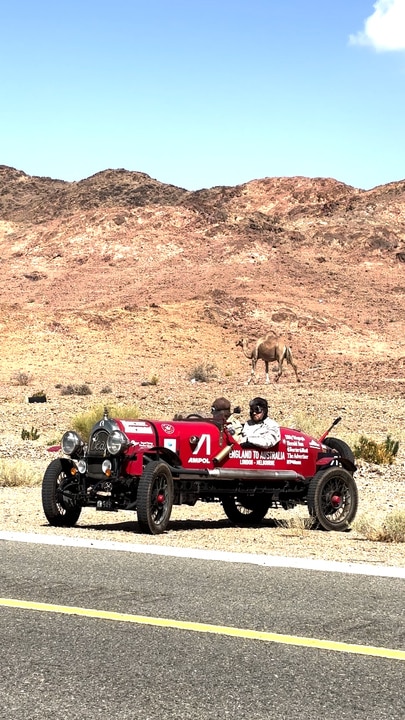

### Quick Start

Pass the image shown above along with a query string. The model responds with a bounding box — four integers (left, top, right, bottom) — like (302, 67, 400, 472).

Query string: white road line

(1, 531, 404, 578)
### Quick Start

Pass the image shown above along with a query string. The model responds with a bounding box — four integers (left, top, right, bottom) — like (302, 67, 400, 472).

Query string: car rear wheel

(323, 437, 355, 466)
(137, 461, 174, 534)
(307, 467, 358, 531)
(222, 495, 269, 525)
(42, 458, 82, 526)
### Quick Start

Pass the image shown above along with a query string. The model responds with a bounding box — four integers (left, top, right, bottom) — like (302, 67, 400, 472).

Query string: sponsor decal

(164, 438, 177, 452)
(229, 448, 286, 462)
(161, 423, 175, 435)
(122, 421, 154, 434)
(229, 449, 253, 459)
(192, 433, 211, 455)
(188, 457, 210, 464)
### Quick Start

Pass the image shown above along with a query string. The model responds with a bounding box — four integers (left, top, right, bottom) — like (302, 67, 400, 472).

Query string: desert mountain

(0, 165, 404, 399)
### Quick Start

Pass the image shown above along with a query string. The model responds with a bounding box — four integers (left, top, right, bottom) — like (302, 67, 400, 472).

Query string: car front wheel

(42, 458, 82, 526)
(137, 461, 174, 535)
(307, 467, 358, 531)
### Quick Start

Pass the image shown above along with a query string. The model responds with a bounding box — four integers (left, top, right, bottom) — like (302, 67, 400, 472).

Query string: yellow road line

(1, 597, 404, 661)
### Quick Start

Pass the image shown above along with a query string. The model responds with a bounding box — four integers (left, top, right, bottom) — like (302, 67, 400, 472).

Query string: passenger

(240, 397, 280, 449)
(210, 397, 232, 424)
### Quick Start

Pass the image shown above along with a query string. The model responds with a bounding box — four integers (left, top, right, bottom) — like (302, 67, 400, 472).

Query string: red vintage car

(42, 410, 358, 535)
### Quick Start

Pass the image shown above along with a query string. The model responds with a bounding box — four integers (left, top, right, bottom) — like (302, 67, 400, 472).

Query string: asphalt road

(0, 538, 404, 720)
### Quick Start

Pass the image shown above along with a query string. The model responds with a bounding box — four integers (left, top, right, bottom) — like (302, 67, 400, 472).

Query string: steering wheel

(186, 413, 204, 419)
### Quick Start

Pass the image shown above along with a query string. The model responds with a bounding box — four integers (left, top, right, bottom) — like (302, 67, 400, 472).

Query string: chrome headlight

(62, 431, 83, 456)
(106, 430, 129, 455)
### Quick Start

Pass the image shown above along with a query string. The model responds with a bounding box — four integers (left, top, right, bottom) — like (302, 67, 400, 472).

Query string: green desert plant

(21, 426, 40, 440)
(354, 434, 400, 465)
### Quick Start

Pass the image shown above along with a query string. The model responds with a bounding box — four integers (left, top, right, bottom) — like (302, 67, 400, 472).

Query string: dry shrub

(12, 370, 31, 386)
(286, 515, 314, 534)
(61, 384, 92, 396)
(72, 403, 140, 442)
(187, 363, 218, 383)
(353, 510, 405, 543)
(0, 459, 41, 487)
(378, 511, 405, 543)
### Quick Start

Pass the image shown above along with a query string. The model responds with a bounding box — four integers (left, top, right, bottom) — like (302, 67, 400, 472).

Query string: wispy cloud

(349, 0, 405, 51)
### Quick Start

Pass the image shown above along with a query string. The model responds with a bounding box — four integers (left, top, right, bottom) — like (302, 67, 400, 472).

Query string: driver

(240, 397, 280, 449)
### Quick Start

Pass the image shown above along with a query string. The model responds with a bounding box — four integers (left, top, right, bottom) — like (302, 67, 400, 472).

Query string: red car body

(42, 412, 358, 535)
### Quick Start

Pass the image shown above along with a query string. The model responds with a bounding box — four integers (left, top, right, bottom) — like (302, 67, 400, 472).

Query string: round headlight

(62, 431, 82, 456)
(106, 430, 129, 455)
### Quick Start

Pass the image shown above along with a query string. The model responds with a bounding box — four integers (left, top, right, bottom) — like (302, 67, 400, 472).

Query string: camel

(236, 334, 300, 384)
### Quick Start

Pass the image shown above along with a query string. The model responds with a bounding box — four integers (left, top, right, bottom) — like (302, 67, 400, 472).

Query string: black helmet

(249, 397, 268, 421)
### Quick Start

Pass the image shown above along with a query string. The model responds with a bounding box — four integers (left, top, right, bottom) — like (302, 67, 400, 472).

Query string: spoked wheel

(222, 495, 269, 526)
(307, 467, 358, 531)
(42, 458, 82, 526)
(323, 437, 355, 467)
(137, 461, 174, 534)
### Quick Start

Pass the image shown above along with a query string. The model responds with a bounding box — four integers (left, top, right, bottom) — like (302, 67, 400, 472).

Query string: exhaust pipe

(208, 468, 304, 482)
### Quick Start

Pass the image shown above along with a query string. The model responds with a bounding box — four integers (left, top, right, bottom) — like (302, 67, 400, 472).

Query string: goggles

(251, 405, 265, 414)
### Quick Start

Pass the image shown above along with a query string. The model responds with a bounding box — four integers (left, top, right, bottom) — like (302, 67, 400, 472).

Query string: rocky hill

(0, 164, 404, 403)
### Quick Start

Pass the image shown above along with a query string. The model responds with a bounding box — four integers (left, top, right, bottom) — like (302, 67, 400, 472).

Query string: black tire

(222, 495, 269, 526)
(137, 461, 174, 534)
(42, 458, 82, 527)
(323, 436, 355, 465)
(307, 467, 358, 531)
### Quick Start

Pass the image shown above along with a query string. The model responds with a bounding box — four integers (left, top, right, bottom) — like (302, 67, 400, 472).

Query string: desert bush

(353, 510, 405, 543)
(187, 363, 218, 383)
(354, 435, 399, 465)
(12, 370, 31, 386)
(0, 459, 41, 487)
(21, 426, 40, 440)
(100, 385, 113, 394)
(379, 510, 405, 542)
(60, 383, 92, 396)
(71, 403, 140, 442)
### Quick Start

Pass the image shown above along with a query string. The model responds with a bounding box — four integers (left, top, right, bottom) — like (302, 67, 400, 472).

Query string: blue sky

(1, 0, 404, 190)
